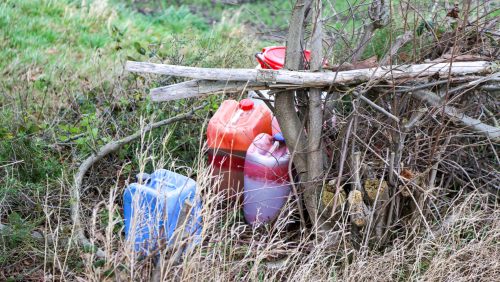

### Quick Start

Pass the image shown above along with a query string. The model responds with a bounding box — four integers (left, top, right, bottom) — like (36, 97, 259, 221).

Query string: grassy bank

(0, 0, 257, 278)
(1, 0, 499, 281)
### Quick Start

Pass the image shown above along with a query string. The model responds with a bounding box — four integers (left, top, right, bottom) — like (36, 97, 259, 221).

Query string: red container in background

(255, 46, 312, 70)
(255, 46, 327, 70)
(207, 99, 272, 200)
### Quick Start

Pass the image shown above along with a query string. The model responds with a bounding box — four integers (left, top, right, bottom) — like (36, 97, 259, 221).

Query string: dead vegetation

(1, 0, 498, 281)
(116, 1, 499, 281)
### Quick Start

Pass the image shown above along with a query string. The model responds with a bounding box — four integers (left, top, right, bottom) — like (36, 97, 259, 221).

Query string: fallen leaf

(400, 168, 415, 180)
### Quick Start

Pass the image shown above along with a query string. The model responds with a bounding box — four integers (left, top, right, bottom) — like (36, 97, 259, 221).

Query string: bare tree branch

(305, 0, 326, 229)
(351, 0, 389, 62)
(275, 0, 310, 179)
(412, 90, 500, 141)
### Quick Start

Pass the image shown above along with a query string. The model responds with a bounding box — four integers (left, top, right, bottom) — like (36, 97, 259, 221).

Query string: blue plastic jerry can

(123, 169, 202, 253)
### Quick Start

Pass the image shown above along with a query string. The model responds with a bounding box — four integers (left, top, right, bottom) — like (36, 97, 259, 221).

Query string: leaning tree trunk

(305, 0, 325, 228)
(275, 0, 332, 231)
(275, 0, 310, 227)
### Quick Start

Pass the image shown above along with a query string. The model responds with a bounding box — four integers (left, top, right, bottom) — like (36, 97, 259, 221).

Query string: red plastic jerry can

(207, 99, 272, 201)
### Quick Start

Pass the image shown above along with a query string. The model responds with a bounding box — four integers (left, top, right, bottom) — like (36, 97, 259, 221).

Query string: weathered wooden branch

(353, 91, 400, 123)
(379, 31, 413, 66)
(447, 72, 500, 95)
(151, 80, 267, 102)
(127, 60, 491, 86)
(277, 0, 311, 231)
(351, 152, 364, 193)
(412, 90, 500, 141)
(131, 61, 494, 101)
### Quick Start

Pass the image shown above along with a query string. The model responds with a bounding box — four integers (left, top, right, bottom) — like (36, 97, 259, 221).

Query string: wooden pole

(126, 60, 492, 87)
(150, 80, 267, 102)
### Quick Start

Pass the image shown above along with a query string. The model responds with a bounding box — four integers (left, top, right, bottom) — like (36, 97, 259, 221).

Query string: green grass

(0, 0, 257, 155)
(0, 0, 218, 94)
(114, 0, 366, 38)
(0, 0, 257, 172)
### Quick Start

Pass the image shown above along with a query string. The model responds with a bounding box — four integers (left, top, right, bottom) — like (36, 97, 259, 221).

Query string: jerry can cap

(273, 132, 285, 142)
(239, 99, 254, 111)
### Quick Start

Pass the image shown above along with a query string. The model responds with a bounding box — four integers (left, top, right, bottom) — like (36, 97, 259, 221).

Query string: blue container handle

(136, 172, 151, 184)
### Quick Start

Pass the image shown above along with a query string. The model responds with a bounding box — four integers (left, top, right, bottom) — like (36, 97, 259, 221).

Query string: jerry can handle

(136, 172, 151, 184)
(267, 133, 286, 156)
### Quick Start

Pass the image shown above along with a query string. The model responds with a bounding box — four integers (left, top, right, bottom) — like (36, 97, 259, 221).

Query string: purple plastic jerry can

(243, 133, 291, 225)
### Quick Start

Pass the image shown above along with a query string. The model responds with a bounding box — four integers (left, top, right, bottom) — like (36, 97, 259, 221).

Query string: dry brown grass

(2, 1, 498, 281)
(56, 141, 498, 281)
